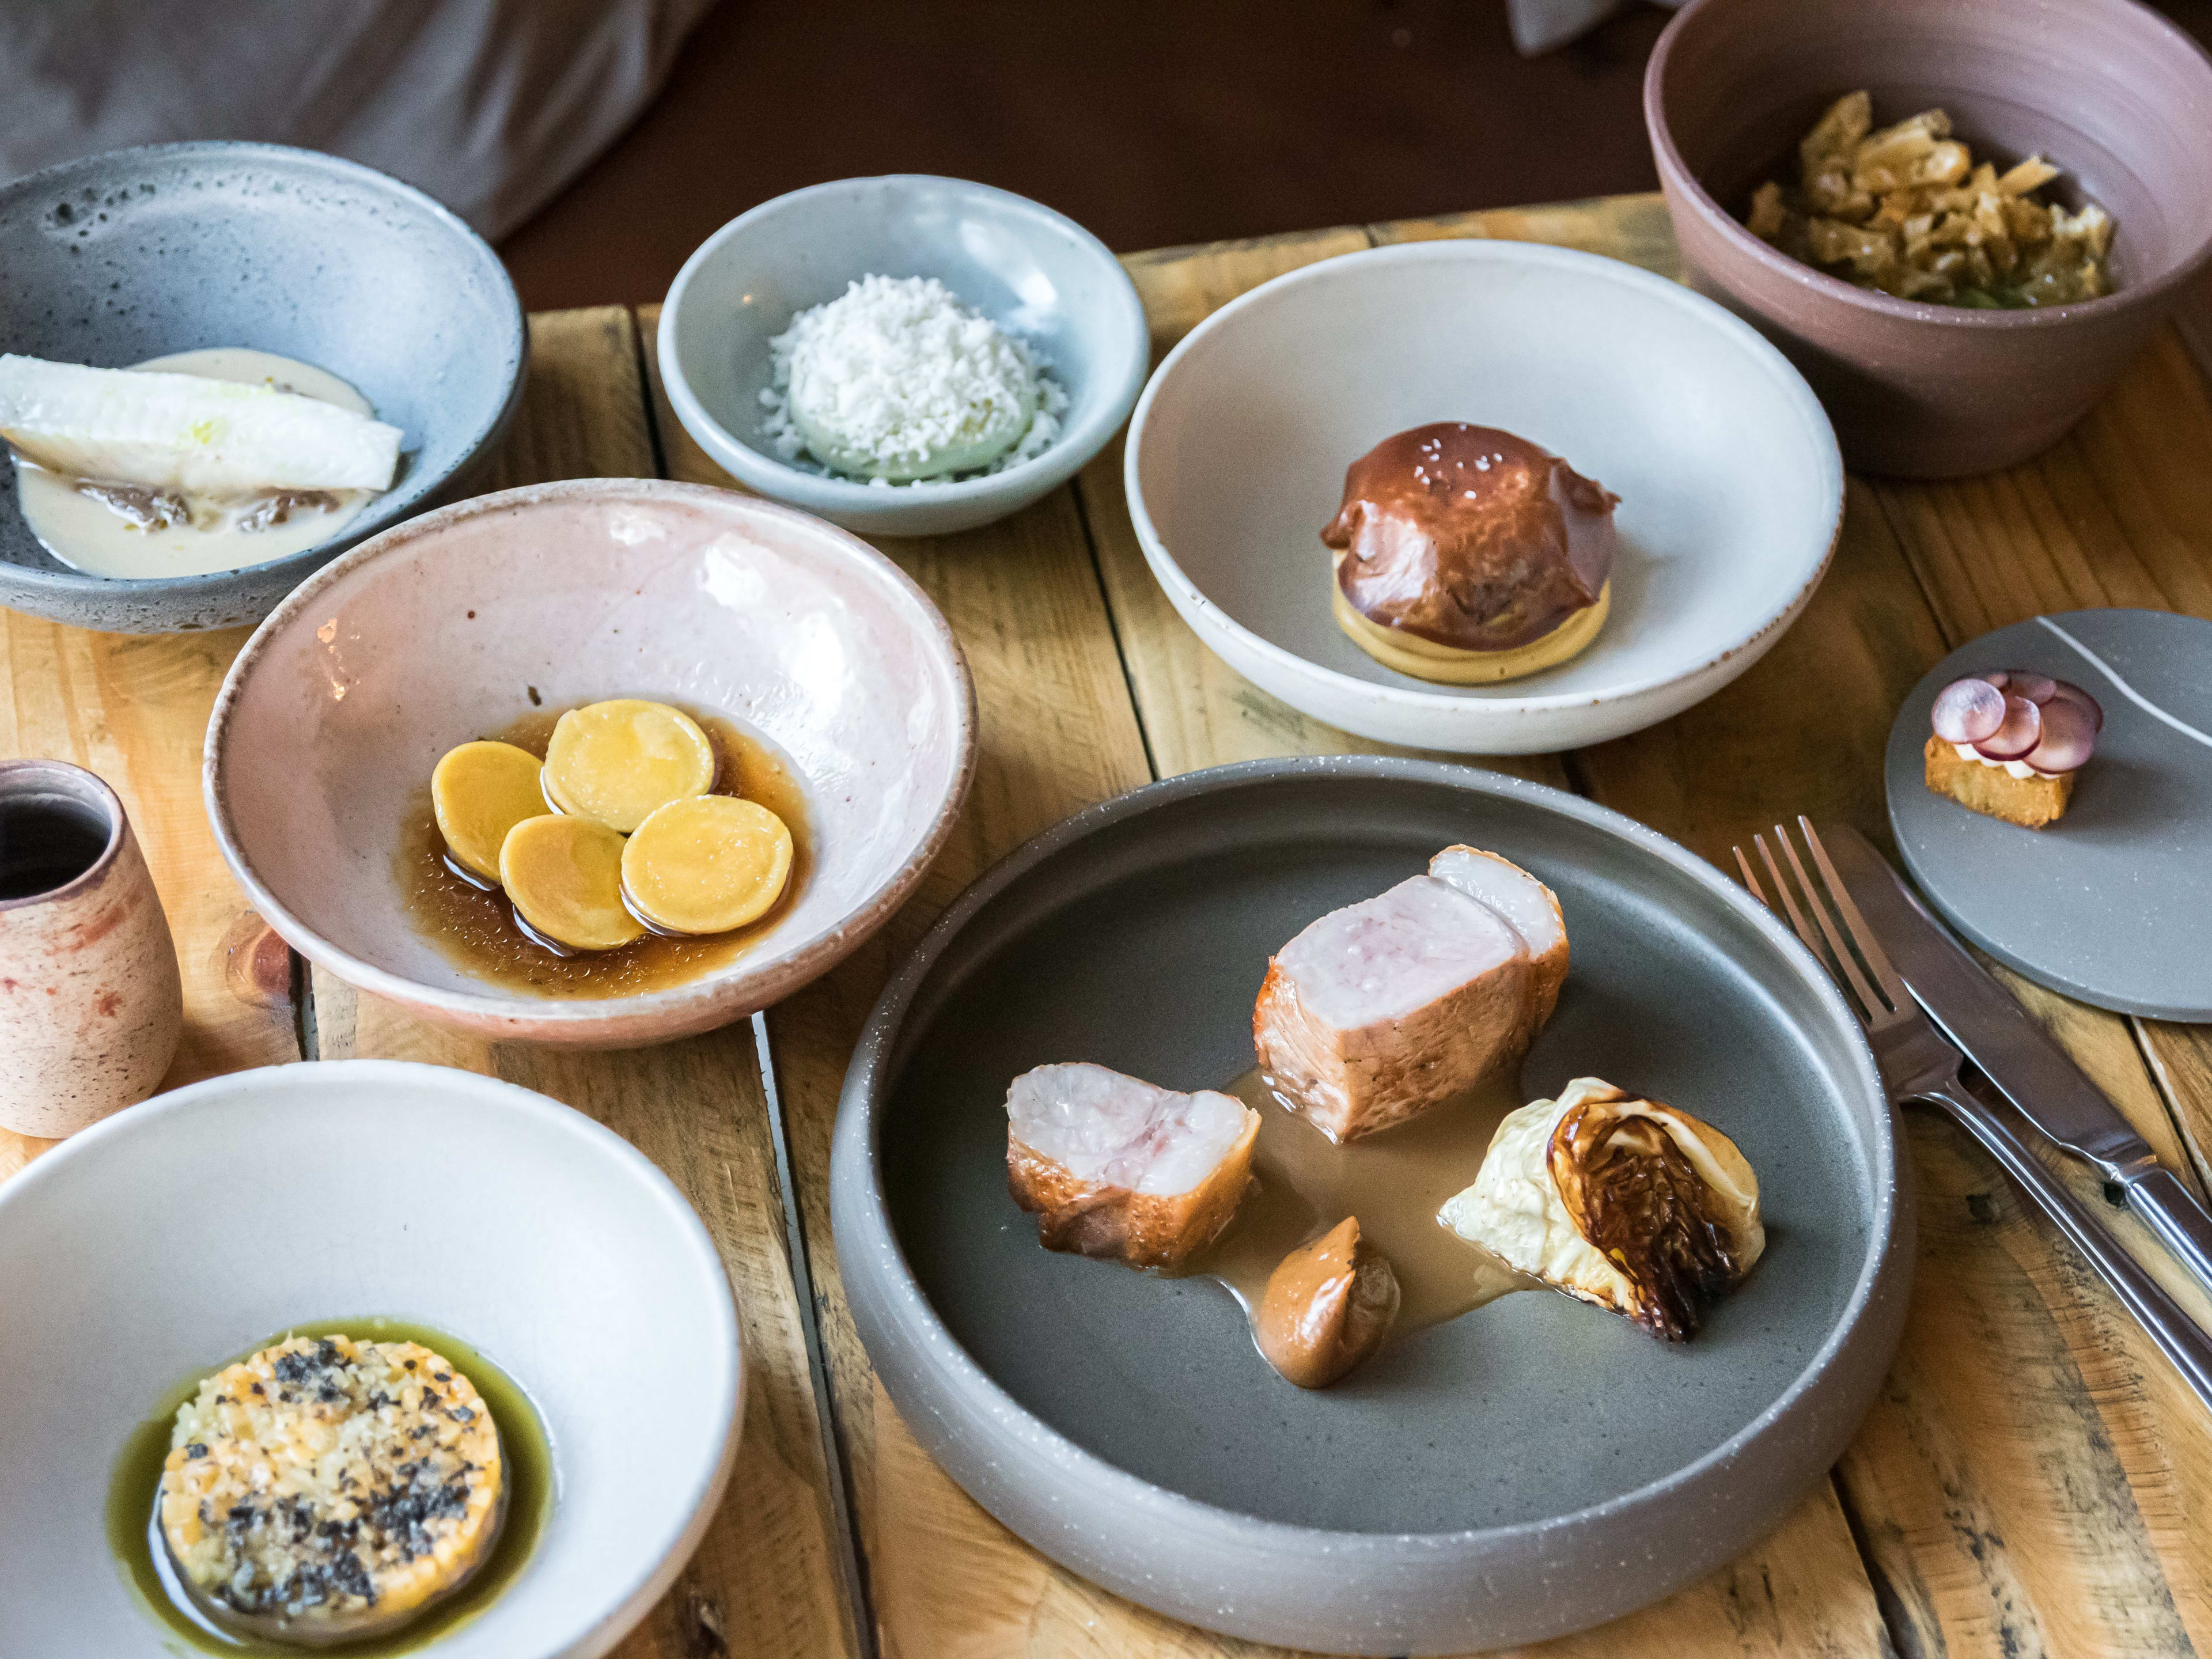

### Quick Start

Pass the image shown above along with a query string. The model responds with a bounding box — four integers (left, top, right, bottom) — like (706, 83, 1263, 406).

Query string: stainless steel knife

(1824, 824, 2212, 1300)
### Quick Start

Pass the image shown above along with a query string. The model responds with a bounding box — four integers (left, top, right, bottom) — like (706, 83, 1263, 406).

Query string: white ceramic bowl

(205, 478, 975, 1047)
(0, 1060, 740, 1659)
(658, 175, 1149, 536)
(1123, 240, 1844, 754)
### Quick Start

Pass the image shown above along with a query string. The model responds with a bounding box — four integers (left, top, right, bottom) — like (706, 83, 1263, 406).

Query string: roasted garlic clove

(1255, 1216, 1400, 1389)
(1440, 1077, 1763, 1340)
(540, 699, 716, 833)
(498, 814, 645, 952)
(621, 794, 792, 935)
(431, 740, 549, 886)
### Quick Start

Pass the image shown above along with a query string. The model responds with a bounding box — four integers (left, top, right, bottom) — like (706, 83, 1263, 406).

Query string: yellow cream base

(1331, 579, 1612, 685)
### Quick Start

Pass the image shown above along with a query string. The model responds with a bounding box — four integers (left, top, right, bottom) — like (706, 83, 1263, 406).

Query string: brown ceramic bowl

(1645, 0, 2212, 476)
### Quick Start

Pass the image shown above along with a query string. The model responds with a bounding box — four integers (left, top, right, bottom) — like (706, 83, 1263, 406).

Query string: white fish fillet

(0, 354, 402, 495)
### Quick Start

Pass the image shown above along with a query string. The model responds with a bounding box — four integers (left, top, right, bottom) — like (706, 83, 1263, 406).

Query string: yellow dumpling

(621, 796, 793, 936)
(541, 699, 717, 833)
(498, 814, 645, 952)
(431, 740, 549, 885)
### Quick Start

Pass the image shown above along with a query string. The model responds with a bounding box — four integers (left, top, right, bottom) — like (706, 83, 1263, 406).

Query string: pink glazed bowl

(204, 479, 975, 1047)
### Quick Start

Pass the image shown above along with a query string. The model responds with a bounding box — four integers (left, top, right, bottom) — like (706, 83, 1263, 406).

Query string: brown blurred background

(501, 0, 1673, 310)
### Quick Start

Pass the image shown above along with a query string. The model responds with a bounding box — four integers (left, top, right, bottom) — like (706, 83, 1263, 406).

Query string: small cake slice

(1006, 1062, 1259, 1270)
(1923, 736, 2073, 828)
(1253, 1217, 1400, 1389)
(1440, 1078, 1764, 1341)
(158, 1334, 504, 1644)
(1922, 669, 2101, 830)
(1252, 868, 1547, 1142)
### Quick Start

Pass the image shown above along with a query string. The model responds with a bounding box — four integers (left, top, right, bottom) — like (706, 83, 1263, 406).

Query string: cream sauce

(15, 347, 380, 579)
(1190, 1069, 1542, 1359)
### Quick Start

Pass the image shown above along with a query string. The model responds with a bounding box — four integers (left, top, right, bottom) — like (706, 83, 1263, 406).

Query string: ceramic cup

(0, 760, 182, 1136)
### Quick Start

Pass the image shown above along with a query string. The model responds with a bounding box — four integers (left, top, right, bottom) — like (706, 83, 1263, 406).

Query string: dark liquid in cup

(0, 800, 111, 900)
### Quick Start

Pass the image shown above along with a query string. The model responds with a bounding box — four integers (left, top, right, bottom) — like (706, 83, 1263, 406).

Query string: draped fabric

(0, 0, 718, 238)
(1506, 0, 1683, 56)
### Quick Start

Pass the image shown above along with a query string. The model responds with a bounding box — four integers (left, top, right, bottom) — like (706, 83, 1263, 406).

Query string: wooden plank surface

(1, 620, 298, 1181)
(639, 303, 1181, 1659)
(9, 195, 2212, 1659)
(1838, 319, 2212, 1658)
(1083, 199, 2212, 1659)
(306, 306, 861, 1659)
(1371, 205, 2212, 1659)
(1080, 216, 1892, 1659)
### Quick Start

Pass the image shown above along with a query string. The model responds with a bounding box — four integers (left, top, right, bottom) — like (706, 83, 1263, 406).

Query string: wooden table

(8, 192, 2211, 1659)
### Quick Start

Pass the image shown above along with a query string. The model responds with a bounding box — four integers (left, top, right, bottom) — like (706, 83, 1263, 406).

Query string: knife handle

(1921, 1081, 2212, 1415)
(2122, 1168, 2212, 1303)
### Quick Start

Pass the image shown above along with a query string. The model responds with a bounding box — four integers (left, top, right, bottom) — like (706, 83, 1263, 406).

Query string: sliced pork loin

(1252, 846, 1567, 1142)
(1006, 1063, 1260, 1270)
(1429, 845, 1568, 1026)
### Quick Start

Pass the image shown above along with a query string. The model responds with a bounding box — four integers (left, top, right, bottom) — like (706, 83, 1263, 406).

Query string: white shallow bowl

(1124, 240, 1844, 754)
(0, 1061, 741, 1659)
(658, 175, 1149, 536)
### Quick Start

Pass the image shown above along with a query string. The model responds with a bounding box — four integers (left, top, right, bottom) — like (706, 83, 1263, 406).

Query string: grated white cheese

(759, 275, 1067, 486)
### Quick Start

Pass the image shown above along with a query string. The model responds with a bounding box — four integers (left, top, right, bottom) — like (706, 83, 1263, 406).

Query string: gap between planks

(628, 316, 878, 1658)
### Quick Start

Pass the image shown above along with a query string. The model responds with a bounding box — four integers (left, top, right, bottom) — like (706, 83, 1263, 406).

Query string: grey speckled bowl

(0, 142, 525, 633)
(831, 759, 1911, 1654)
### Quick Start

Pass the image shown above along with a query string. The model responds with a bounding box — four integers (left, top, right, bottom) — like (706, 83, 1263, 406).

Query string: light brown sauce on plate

(398, 703, 812, 998)
(1190, 1068, 1541, 1349)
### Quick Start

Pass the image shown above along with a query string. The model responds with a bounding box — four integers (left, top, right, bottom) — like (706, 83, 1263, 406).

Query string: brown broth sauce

(399, 704, 812, 998)
(1189, 1069, 1541, 1347)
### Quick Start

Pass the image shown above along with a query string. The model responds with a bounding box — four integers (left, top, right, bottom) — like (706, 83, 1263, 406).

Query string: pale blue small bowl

(658, 176, 1147, 537)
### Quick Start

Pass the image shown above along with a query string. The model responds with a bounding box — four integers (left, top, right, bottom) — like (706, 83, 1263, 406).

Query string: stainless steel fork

(1736, 816, 2212, 1414)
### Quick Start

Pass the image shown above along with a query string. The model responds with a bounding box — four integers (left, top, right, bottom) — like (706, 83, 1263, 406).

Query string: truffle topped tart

(157, 1334, 505, 1645)
(1323, 423, 1618, 684)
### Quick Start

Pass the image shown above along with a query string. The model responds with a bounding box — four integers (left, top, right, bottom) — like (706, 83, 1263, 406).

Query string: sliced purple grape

(2024, 696, 2097, 773)
(1973, 694, 2043, 761)
(2047, 677, 2104, 732)
(1931, 677, 2007, 744)
(2010, 672, 2057, 704)
(1977, 669, 2010, 690)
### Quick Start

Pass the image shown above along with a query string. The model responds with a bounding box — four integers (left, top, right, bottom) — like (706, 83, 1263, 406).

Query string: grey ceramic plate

(1887, 608, 2212, 1021)
(0, 142, 525, 633)
(831, 759, 1910, 1654)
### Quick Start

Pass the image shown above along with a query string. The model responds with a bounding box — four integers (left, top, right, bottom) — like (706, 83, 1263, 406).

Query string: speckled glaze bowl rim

(202, 476, 978, 1029)
(1643, 0, 2212, 331)
(0, 1058, 744, 1659)
(656, 173, 1151, 505)
(835, 756, 1905, 1557)
(1121, 238, 1845, 717)
(0, 757, 123, 912)
(0, 139, 527, 600)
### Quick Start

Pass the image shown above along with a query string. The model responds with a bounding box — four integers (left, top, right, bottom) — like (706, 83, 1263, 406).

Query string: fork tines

(1732, 817, 1912, 1028)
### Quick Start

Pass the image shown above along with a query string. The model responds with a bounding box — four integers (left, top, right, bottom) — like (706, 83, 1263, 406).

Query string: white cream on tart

(1929, 669, 2102, 777)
